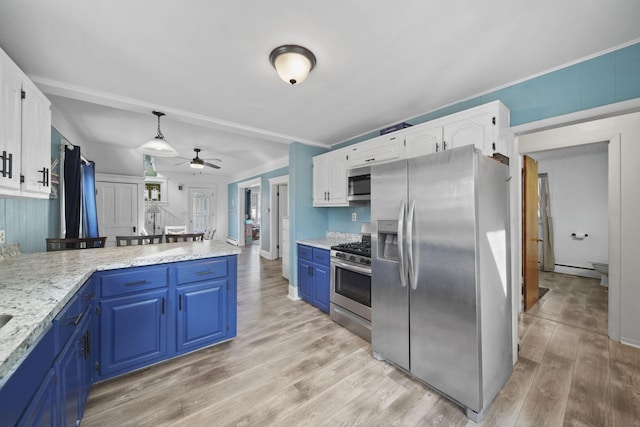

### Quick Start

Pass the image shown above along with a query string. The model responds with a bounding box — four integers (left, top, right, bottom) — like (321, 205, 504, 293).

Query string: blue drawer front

(297, 244, 312, 260)
(176, 258, 228, 285)
(53, 294, 81, 353)
(100, 266, 169, 298)
(312, 248, 330, 264)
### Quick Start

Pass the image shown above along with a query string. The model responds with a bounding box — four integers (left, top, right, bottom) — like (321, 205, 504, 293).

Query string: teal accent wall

(227, 166, 289, 253)
(0, 127, 63, 253)
(289, 142, 328, 288)
(328, 205, 372, 233)
(333, 42, 640, 149)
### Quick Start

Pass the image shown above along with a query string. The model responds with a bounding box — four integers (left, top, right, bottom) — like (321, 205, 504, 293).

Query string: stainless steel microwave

(347, 167, 370, 201)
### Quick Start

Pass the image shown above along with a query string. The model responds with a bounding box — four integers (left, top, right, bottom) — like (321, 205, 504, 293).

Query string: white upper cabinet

(0, 47, 51, 199)
(347, 133, 404, 168)
(441, 101, 510, 156)
(313, 149, 349, 207)
(0, 55, 23, 193)
(403, 123, 443, 158)
(21, 80, 52, 196)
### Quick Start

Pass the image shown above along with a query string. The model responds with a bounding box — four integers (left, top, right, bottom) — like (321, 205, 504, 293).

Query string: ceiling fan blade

(203, 158, 222, 163)
(204, 161, 221, 169)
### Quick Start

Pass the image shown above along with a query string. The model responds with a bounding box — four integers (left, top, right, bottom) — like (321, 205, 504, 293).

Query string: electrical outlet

(352, 212, 357, 222)
(0, 229, 5, 244)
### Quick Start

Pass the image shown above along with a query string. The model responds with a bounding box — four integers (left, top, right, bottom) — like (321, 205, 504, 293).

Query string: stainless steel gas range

(329, 235, 372, 341)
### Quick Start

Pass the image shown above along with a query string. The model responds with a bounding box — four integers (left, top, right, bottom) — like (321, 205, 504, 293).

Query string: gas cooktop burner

(331, 241, 371, 257)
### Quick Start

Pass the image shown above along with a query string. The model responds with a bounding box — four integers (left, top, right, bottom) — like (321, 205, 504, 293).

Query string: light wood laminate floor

(83, 249, 640, 426)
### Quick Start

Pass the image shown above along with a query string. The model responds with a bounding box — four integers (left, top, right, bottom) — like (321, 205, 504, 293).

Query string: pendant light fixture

(139, 111, 179, 157)
(269, 44, 316, 85)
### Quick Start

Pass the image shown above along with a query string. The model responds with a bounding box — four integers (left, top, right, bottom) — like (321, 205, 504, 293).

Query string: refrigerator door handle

(397, 199, 407, 287)
(407, 199, 418, 290)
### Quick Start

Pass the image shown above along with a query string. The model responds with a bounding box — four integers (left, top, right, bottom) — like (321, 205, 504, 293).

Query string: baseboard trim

(260, 249, 272, 259)
(288, 284, 300, 301)
(620, 337, 640, 349)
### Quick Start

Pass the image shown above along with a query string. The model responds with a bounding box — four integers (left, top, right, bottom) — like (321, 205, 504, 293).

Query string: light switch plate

(352, 212, 357, 222)
(0, 230, 5, 244)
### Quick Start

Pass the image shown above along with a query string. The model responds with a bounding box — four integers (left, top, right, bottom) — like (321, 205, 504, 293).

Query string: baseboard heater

(554, 263, 595, 271)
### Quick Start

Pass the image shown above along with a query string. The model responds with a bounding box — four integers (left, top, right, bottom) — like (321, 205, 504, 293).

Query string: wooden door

(523, 155, 539, 310)
(95, 181, 138, 247)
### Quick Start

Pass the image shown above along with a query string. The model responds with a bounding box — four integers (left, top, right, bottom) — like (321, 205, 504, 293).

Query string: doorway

(268, 175, 289, 260)
(516, 129, 621, 343)
(237, 178, 260, 247)
(523, 143, 609, 332)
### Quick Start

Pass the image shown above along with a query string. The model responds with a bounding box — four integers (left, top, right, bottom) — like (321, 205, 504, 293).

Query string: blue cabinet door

(176, 279, 227, 353)
(57, 329, 81, 427)
(313, 263, 330, 313)
(17, 369, 57, 427)
(298, 258, 313, 303)
(99, 289, 168, 379)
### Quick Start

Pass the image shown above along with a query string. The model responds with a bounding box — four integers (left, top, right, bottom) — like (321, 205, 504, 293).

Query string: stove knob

(349, 255, 356, 261)
(365, 259, 371, 265)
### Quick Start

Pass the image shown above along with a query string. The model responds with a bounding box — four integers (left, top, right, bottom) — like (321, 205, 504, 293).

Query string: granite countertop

(0, 240, 240, 387)
(297, 231, 361, 250)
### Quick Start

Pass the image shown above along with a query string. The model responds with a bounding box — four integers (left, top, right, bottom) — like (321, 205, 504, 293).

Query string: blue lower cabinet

(17, 369, 57, 427)
(298, 258, 313, 303)
(313, 262, 330, 313)
(177, 280, 227, 353)
(99, 289, 168, 379)
(297, 244, 330, 313)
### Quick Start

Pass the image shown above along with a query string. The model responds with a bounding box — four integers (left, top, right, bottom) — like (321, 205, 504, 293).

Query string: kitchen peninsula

(0, 240, 239, 426)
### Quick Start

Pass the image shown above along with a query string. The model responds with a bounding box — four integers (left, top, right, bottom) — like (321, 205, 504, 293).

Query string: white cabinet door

(21, 84, 51, 197)
(348, 133, 404, 168)
(404, 124, 442, 159)
(443, 110, 494, 154)
(0, 55, 23, 193)
(312, 154, 329, 206)
(327, 151, 348, 204)
(313, 150, 349, 207)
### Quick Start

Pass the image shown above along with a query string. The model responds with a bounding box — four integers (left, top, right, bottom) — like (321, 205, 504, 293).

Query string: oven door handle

(331, 259, 372, 277)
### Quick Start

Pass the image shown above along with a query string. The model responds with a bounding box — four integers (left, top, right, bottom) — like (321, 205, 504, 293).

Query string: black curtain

(64, 146, 82, 238)
(244, 189, 251, 220)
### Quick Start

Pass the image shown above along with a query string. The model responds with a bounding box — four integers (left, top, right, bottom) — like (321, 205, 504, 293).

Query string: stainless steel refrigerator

(371, 145, 512, 422)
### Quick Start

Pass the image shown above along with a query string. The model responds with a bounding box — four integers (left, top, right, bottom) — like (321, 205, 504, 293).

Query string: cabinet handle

(435, 143, 439, 152)
(67, 312, 83, 326)
(195, 270, 213, 276)
(162, 297, 165, 314)
(0, 151, 13, 179)
(309, 266, 313, 277)
(443, 141, 448, 150)
(83, 292, 95, 301)
(179, 294, 183, 311)
(365, 158, 376, 162)
(124, 280, 149, 287)
(37, 167, 49, 186)
(86, 330, 91, 358)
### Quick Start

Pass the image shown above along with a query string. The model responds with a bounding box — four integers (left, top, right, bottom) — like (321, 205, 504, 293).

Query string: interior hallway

(82, 250, 640, 426)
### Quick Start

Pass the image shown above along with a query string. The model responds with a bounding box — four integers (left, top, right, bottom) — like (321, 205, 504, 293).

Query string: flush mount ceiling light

(269, 44, 316, 85)
(139, 111, 179, 157)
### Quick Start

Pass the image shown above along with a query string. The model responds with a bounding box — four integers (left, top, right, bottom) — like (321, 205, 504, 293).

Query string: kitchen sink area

(0, 314, 12, 330)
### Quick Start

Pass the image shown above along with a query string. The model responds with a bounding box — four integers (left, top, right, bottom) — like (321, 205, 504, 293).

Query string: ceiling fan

(175, 148, 222, 169)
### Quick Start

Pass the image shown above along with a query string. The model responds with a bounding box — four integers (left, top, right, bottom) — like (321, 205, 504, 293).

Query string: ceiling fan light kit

(139, 111, 179, 157)
(269, 44, 316, 85)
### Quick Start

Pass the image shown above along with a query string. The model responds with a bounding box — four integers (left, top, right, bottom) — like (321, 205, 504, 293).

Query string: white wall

(518, 111, 640, 348)
(534, 145, 608, 278)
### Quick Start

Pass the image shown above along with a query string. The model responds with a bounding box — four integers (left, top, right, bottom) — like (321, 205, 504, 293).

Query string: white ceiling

(1, 1, 639, 178)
